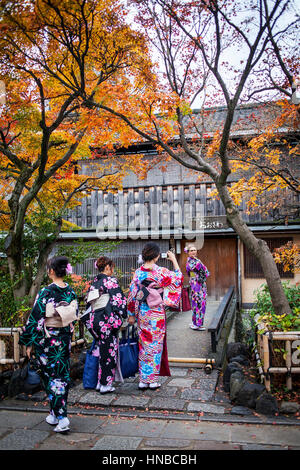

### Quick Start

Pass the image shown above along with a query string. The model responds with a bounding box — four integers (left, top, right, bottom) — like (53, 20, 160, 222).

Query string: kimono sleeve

(194, 260, 210, 278)
(105, 276, 128, 319)
(186, 260, 191, 276)
(159, 267, 183, 289)
(127, 272, 139, 317)
(69, 289, 79, 333)
(19, 287, 49, 348)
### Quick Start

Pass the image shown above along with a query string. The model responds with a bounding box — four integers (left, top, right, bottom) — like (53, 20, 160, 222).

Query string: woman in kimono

(185, 245, 210, 331)
(19, 256, 78, 433)
(127, 242, 183, 390)
(81, 256, 127, 394)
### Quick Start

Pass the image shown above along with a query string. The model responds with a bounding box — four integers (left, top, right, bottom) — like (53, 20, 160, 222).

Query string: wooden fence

(256, 330, 300, 391)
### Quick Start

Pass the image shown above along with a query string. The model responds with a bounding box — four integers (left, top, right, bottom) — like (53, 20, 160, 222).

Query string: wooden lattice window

(244, 237, 294, 279)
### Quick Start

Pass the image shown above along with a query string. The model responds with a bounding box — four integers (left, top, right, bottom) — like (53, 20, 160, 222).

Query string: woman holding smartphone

(127, 242, 183, 390)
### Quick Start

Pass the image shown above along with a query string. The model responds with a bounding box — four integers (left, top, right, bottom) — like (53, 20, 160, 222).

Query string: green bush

(251, 281, 300, 332)
(0, 263, 31, 327)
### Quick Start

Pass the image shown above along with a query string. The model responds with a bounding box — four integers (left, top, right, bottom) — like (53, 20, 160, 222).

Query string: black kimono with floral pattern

(19, 283, 77, 419)
(82, 274, 127, 387)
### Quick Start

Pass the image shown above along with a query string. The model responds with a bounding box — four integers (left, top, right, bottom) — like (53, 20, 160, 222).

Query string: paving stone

(169, 367, 189, 377)
(152, 387, 178, 398)
(113, 395, 151, 408)
(187, 402, 226, 414)
(148, 397, 187, 411)
(30, 391, 48, 402)
(97, 416, 166, 437)
(38, 433, 99, 450)
(68, 386, 86, 404)
(0, 429, 49, 450)
(189, 369, 219, 380)
(0, 410, 44, 429)
(0, 429, 10, 439)
(230, 424, 300, 447)
(193, 378, 217, 391)
(193, 440, 240, 450)
(167, 378, 195, 388)
(115, 382, 145, 395)
(92, 436, 142, 450)
(78, 391, 116, 406)
(35, 414, 107, 433)
(161, 420, 230, 441)
(142, 438, 192, 449)
(159, 376, 170, 384)
(231, 406, 253, 416)
(241, 443, 288, 450)
(180, 388, 214, 401)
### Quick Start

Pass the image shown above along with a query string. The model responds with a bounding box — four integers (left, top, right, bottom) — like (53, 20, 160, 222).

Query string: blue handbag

(83, 340, 99, 389)
(119, 326, 139, 379)
(25, 357, 41, 385)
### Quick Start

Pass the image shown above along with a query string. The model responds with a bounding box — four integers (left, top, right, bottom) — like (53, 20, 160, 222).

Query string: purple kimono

(186, 257, 210, 327)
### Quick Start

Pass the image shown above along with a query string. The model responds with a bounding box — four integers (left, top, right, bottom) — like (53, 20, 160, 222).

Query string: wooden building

(58, 103, 300, 307)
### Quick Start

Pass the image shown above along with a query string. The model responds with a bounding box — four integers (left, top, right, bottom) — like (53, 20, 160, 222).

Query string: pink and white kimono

(127, 265, 183, 384)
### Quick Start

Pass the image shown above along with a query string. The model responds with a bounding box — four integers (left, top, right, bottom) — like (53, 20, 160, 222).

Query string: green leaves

(56, 238, 122, 267)
(251, 282, 300, 332)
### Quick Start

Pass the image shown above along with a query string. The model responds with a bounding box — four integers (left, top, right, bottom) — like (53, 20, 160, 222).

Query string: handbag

(119, 326, 139, 379)
(83, 340, 99, 389)
(26, 356, 42, 385)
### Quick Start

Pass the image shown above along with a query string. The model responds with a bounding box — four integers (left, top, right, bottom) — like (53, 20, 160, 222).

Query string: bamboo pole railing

(168, 357, 215, 374)
(0, 326, 85, 367)
(256, 328, 300, 392)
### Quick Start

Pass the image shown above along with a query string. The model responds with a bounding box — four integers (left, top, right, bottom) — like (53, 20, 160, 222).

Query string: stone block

(255, 392, 278, 416)
(226, 342, 249, 361)
(167, 378, 195, 387)
(148, 397, 187, 411)
(229, 371, 245, 402)
(0, 429, 49, 450)
(187, 402, 226, 414)
(223, 362, 244, 393)
(235, 382, 266, 409)
(279, 401, 300, 415)
(92, 436, 142, 450)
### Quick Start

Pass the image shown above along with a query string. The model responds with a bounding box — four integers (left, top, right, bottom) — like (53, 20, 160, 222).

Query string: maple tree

(0, 0, 153, 302)
(77, 0, 298, 316)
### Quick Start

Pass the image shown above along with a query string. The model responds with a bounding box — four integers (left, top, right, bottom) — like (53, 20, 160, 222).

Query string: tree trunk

(5, 231, 27, 300)
(28, 242, 56, 305)
(216, 183, 292, 315)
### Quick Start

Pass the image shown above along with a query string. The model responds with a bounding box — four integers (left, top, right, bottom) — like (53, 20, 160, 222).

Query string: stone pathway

(1, 304, 300, 451)
(67, 366, 224, 415)
(2, 304, 299, 423)
(0, 408, 300, 451)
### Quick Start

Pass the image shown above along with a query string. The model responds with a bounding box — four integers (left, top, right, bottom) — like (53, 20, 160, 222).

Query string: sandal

(138, 382, 149, 390)
(149, 382, 161, 390)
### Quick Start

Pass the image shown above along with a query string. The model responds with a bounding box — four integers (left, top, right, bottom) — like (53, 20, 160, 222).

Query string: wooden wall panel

(180, 237, 238, 300)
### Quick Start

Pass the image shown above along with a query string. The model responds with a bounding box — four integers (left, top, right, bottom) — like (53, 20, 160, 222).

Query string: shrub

(251, 281, 300, 332)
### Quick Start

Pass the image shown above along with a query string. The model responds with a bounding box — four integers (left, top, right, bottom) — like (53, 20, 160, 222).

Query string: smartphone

(161, 253, 167, 258)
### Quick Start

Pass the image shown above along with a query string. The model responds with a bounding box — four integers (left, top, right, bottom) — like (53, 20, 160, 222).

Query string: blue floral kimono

(127, 265, 183, 384)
